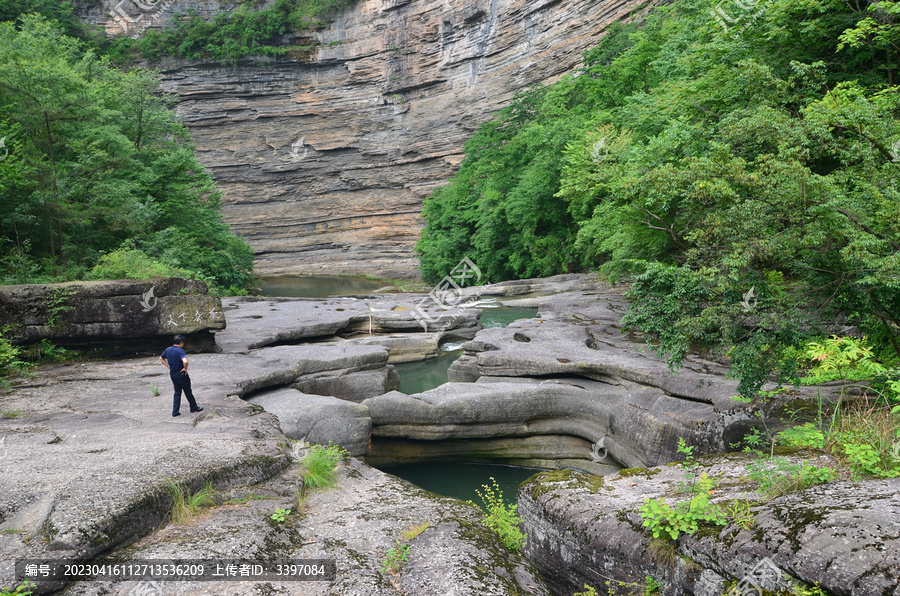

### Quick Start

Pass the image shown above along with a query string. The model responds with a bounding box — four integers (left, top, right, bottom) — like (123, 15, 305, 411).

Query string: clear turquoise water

(393, 306, 539, 395)
(259, 277, 546, 503)
(478, 306, 538, 329)
(385, 306, 544, 500)
(394, 349, 463, 394)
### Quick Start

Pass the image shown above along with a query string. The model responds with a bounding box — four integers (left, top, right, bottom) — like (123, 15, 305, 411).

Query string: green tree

(417, 0, 900, 394)
(0, 16, 253, 290)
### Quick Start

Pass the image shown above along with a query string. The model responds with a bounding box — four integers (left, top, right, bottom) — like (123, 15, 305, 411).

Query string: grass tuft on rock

(301, 443, 344, 490)
(165, 480, 216, 524)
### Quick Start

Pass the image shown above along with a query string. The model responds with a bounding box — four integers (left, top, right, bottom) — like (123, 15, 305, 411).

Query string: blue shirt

(161, 345, 187, 374)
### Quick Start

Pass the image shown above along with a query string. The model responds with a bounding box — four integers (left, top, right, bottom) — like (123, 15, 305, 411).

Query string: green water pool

(258, 275, 395, 297)
(379, 461, 543, 504)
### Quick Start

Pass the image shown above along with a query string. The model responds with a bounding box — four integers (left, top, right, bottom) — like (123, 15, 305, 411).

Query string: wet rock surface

(519, 454, 900, 596)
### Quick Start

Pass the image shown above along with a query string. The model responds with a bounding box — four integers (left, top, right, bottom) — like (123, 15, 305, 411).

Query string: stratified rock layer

(217, 294, 481, 360)
(361, 287, 756, 471)
(79, 0, 652, 277)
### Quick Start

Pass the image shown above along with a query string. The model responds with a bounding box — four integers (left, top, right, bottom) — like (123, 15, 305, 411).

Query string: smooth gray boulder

(294, 366, 400, 400)
(249, 388, 372, 455)
(519, 453, 900, 596)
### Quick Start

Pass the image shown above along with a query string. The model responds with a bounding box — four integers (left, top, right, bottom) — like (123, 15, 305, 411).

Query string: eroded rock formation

(216, 293, 481, 358)
(363, 285, 757, 471)
(62, 458, 550, 596)
(77, 0, 651, 277)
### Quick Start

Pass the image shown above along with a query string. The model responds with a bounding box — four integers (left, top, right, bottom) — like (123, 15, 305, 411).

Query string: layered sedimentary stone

(77, 0, 653, 277)
(0, 278, 224, 352)
(360, 287, 757, 470)
(366, 434, 620, 476)
(217, 294, 480, 361)
(362, 377, 746, 470)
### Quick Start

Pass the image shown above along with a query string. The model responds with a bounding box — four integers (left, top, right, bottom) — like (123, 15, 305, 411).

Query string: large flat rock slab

(195, 344, 395, 399)
(0, 356, 289, 592)
(218, 296, 480, 360)
(59, 457, 550, 595)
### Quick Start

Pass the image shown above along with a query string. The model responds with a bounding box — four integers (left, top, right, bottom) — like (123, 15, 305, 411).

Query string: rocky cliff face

(81, 0, 649, 278)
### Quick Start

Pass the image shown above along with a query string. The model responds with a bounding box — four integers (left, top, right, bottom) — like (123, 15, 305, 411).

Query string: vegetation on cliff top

(417, 0, 900, 396)
(103, 0, 358, 64)
(0, 16, 253, 292)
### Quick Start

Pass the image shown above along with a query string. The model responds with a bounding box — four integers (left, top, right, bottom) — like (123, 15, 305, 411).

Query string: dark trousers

(170, 372, 199, 415)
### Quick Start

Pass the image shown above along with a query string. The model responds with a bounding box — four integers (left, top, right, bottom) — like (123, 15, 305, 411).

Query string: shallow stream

(394, 305, 538, 394)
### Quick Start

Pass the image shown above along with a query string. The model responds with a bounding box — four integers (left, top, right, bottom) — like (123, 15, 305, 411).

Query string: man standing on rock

(159, 335, 203, 417)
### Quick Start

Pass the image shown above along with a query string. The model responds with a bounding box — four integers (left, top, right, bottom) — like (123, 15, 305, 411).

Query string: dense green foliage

(0, 0, 86, 39)
(104, 0, 357, 64)
(0, 16, 253, 291)
(639, 471, 726, 540)
(417, 0, 900, 395)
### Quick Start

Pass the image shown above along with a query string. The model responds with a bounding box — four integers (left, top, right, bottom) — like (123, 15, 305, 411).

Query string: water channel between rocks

(259, 275, 543, 502)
